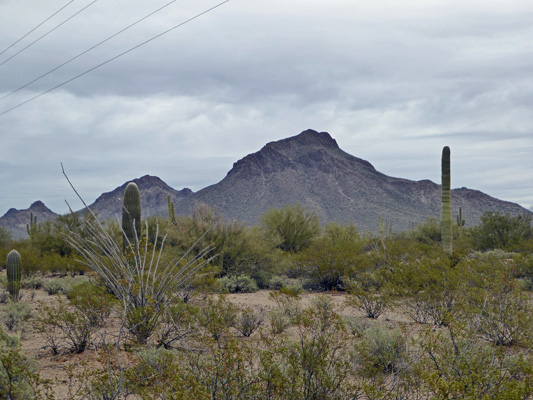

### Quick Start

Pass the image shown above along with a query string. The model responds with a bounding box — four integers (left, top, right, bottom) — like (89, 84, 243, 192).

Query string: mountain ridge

(1, 129, 530, 238)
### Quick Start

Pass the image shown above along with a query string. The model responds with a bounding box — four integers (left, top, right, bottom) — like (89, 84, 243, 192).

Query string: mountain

(85, 175, 193, 221)
(0, 201, 58, 239)
(172, 129, 529, 232)
(1, 129, 530, 237)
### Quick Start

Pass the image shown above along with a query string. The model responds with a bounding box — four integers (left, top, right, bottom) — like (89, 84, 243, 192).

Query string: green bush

(196, 295, 238, 342)
(268, 275, 304, 293)
(34, 286, 111, 354)
(346, 272, 392, 319)
(156, 299, 199, 349)
(355, 326, 408, 375)
(43, 275, 89, 295)
(0, 327, 50, 399)
(261, 204, 320, 253)
(218, 274, 259, 293)
(21, 275, 44, 290)
(234, 306, 265, 337)
(294, 228, 367, 291)
(2, 301, 32, 332)
(414, 323, 533, 399)
(472, 211, 532, 251)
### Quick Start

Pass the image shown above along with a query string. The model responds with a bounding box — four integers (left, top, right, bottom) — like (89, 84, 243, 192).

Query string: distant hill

(84, 175, 193, 221)
(1, 129, 530, 238)
(172, 129, 529, 232)
(0, 201, 58, 240)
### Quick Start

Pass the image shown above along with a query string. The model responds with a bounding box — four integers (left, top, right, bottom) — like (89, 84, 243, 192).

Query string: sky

(0, 0, 532, 216)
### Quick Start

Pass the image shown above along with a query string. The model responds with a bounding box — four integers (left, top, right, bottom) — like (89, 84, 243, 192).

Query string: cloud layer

(1, 0, 532, 216)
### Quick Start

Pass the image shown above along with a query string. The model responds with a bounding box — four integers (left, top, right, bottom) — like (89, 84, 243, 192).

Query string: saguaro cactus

(167, 194, 176, 223)
(26, 212, 38, 238)
(6, 249, 21, 301)
(456, 206, 465, 227)
(122, 182, 141, 251)
(440, 146, 453, 255)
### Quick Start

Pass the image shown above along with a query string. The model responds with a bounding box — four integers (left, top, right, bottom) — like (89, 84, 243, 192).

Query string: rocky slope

(172, 129, 528, 232)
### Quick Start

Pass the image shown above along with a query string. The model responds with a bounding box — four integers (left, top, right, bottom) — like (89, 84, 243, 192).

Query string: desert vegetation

(1, 182, 533, 399)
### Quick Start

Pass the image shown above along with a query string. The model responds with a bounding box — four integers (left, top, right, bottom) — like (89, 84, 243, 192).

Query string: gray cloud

(1, 0, 532, 216)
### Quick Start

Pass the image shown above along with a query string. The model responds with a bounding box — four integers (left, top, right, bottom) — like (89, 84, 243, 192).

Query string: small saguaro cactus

(122, 182, 141, 251)
(6, 249, 21, 301)
(456, 206, 465, 227)
(440, 146, 453, 255)
(26, 212, 38, 238)
(167, 194, 176, 223)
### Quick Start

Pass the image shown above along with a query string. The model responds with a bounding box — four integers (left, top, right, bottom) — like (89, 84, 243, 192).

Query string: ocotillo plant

(440, 146, 453, 255)
(6, 249, 21, 301)
(122, 182, 141, 252)
(167, 194, 176, 223)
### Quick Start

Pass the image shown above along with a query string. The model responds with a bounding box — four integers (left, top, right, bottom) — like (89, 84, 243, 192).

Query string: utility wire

(0, 0, 230, 117)
(0, 0, 75, 58)
(1, 0, 177, 101)
(0, 0, 99, 66)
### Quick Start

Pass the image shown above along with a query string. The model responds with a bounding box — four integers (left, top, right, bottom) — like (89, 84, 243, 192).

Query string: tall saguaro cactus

(122, 182, 141, 251)
(440, 146, 453, 255)
(6, 249, 21, 301)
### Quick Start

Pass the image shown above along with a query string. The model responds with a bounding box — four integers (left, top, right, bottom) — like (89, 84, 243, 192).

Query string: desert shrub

(196, 295, 238, 342)
(234, 306, 265, 337)
(294, 224, 367, 291)
(156, 299, 199, 349)
(34, 294, 103, 354)
(0, 327, 51, 399)
(0, 226, 11, 247)
(344, 316, 371, 338)
(390, 256, 461, 326)
(355, 326, 408, 376)
(517, 254, 533, 291)
(2, 301, 32, 332)
(0, 291, 8, 304)
(268, 309, 292, 336)
(130, 335, 261, 399)
(472, 211, 532, 251)
(268, 275, 304, 292)
(345, 272, 392, 319)
(21, 275, 43, 290)
(66, 282, 116, 326)
(218, 273, 259, 293)
(272, 296, 355, 399)
(160, 205, 276, 287)
(465, 275, 531, 346)
(413, 323, 533, 399)
(260, 204, 320, 253)
(412, 217, 441, 243)
(43, 275, 89, 295)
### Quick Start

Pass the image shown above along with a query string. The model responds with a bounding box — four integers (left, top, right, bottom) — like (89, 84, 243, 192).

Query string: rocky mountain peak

(29, 200, 52, 212)
(266, 129, 339, 152)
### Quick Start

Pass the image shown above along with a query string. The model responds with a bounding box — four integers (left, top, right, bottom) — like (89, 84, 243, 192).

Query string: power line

(0, 0, 230, 117)
(1, 0, 177, 101)
(0, 0, 99, 66)
(0, 0, 76, 58)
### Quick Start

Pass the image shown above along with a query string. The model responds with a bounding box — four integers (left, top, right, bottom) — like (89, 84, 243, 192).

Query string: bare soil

(1, 276, 412, 399)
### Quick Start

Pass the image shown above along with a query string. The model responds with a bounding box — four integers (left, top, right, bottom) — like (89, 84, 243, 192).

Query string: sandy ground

(1, 276, 412, 399)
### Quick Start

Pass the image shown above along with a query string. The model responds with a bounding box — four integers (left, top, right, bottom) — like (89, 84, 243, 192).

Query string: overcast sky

(1, 0, 532, 216)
